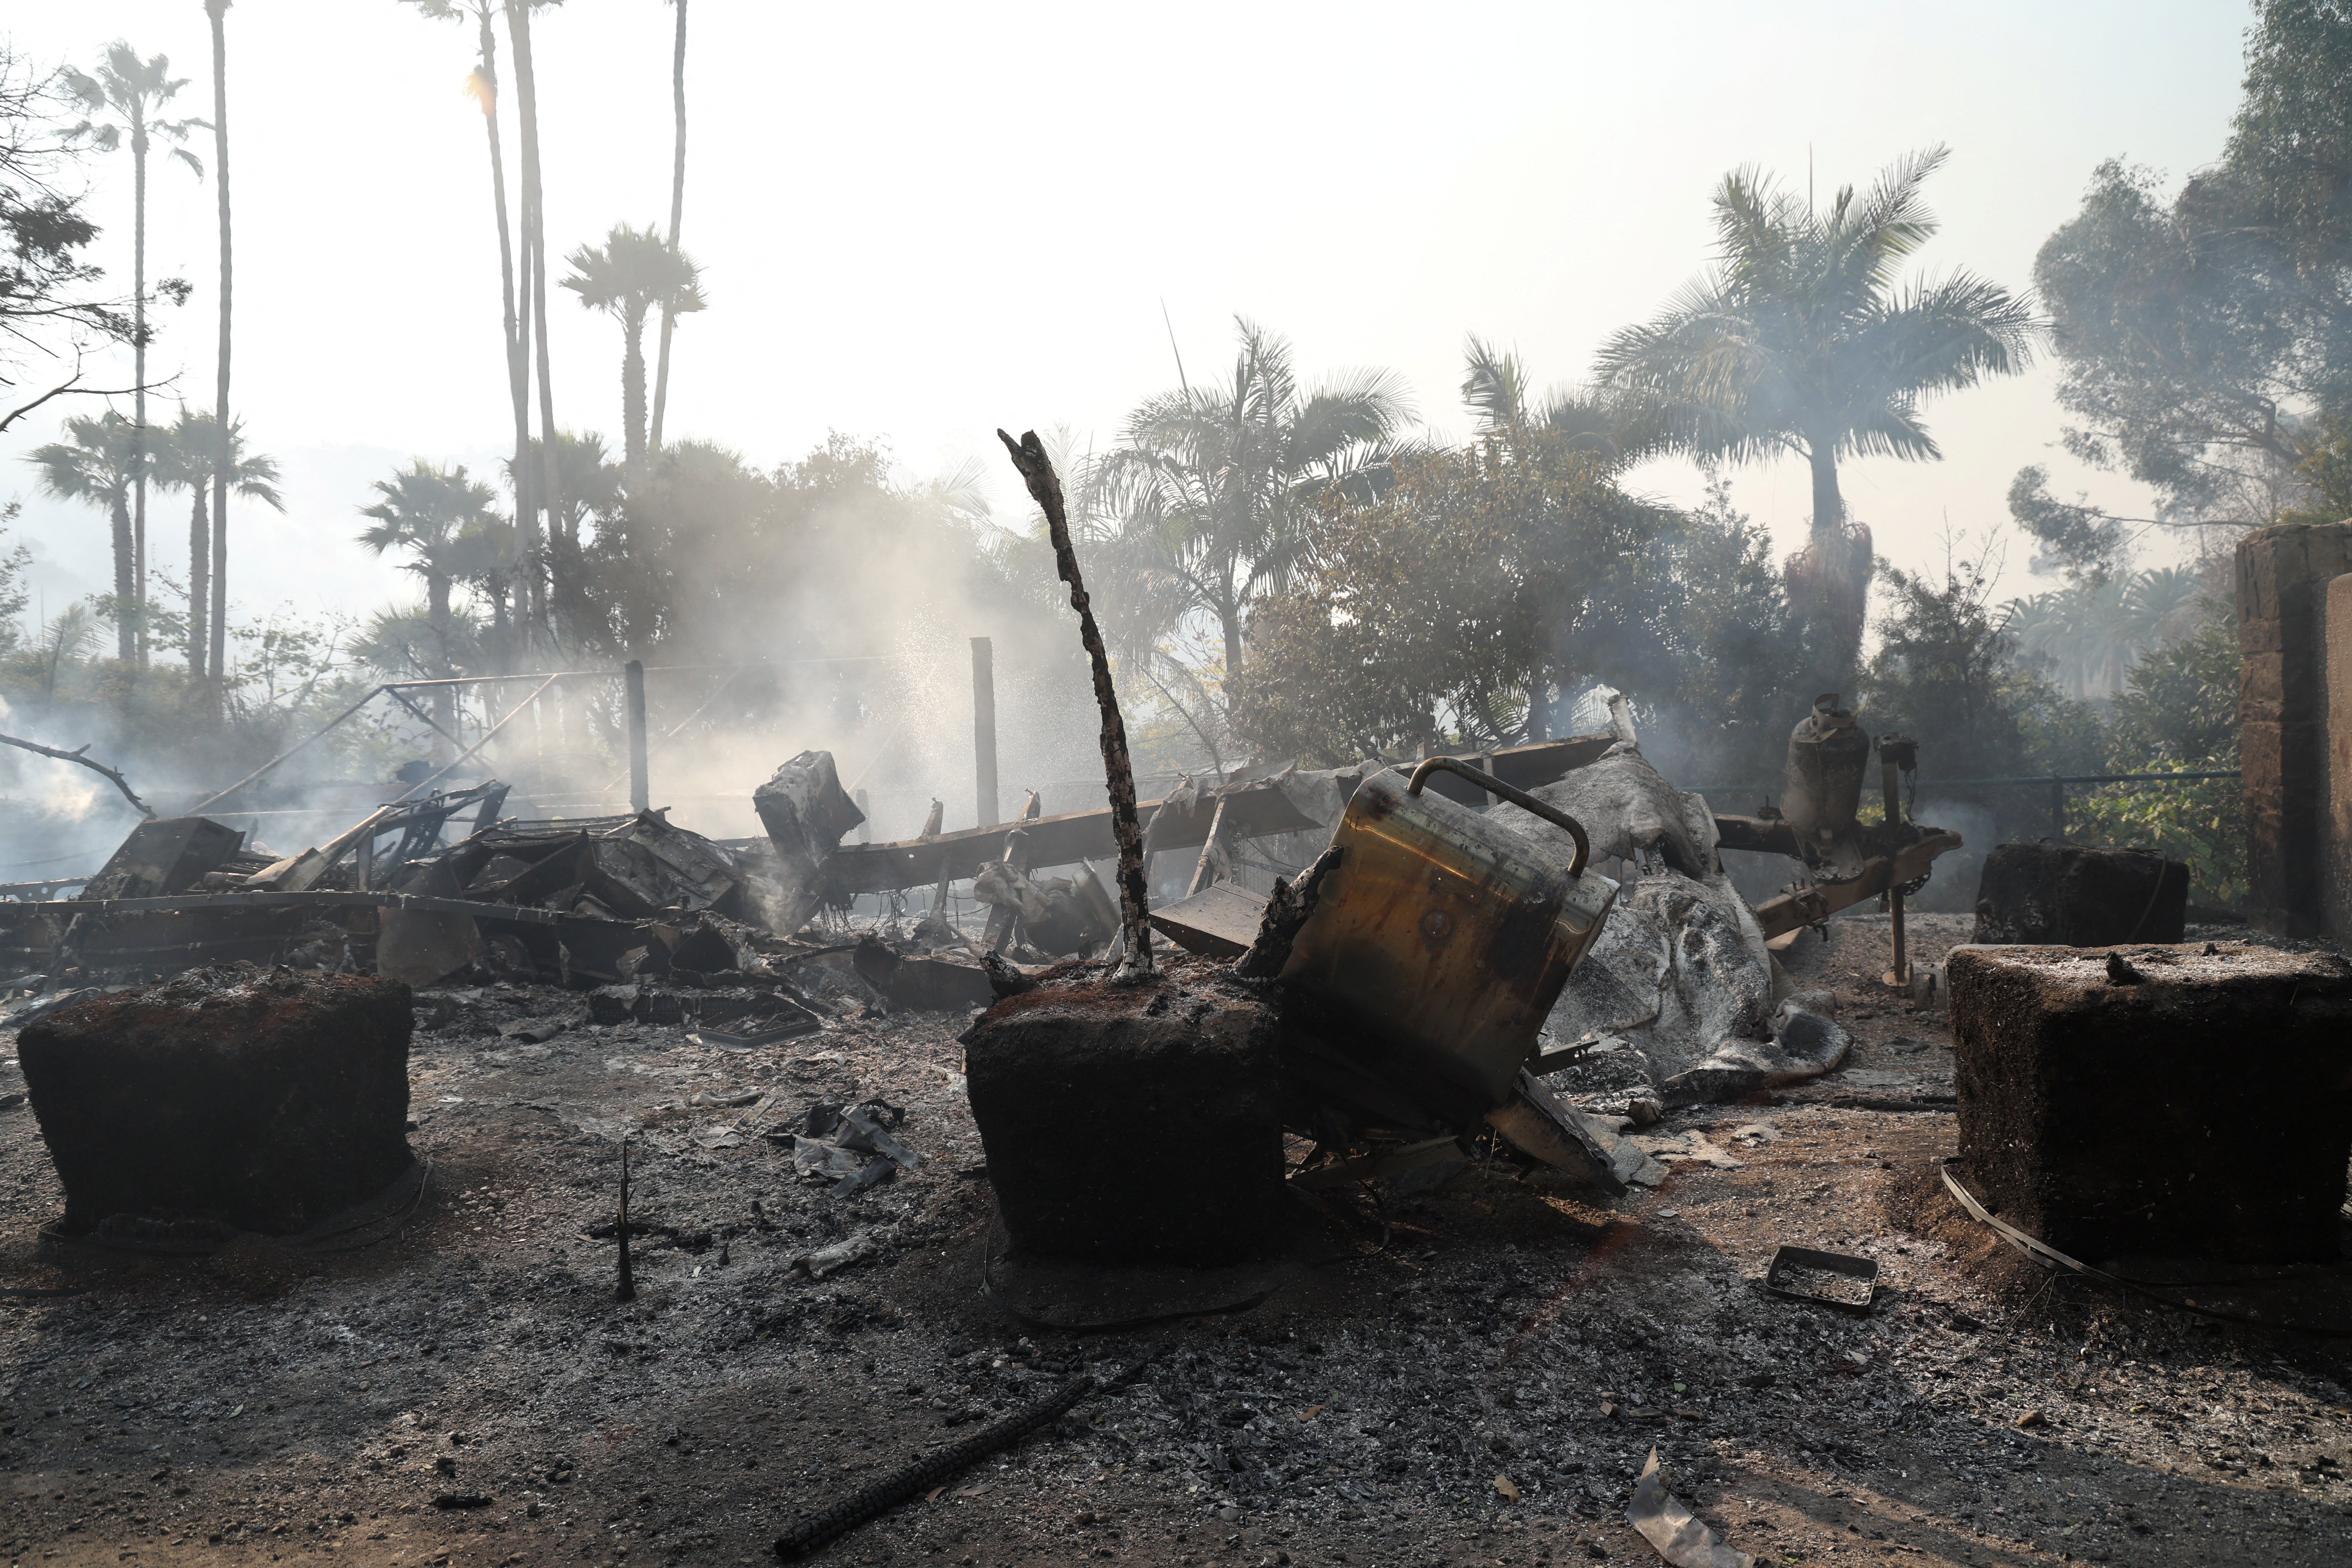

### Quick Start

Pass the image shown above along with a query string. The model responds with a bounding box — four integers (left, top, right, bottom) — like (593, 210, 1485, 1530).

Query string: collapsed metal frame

(189, 651, 936, 823)
(189, 666, 712, 817)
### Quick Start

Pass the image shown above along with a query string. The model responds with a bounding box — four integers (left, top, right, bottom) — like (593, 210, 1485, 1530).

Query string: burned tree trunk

(997, 428, 1153, 977)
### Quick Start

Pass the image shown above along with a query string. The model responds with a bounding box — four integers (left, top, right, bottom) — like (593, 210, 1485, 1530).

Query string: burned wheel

(480, 933, 535, 983)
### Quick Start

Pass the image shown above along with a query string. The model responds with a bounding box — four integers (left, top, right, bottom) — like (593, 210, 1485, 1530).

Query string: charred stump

(1950, 942, 2352, 1264)
(964, 958, 1285, 1266)
(17, 964, 414, 1237)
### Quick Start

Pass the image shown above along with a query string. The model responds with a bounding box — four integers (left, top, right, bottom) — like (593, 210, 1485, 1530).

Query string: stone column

(2237, 522, 2352, 936)
(2327, 573, 2352, 941)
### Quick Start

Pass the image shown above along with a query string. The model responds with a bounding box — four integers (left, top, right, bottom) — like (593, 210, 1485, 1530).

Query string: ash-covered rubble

(0, 748, 925, 1001)
(1515, 741, 1854, 1118)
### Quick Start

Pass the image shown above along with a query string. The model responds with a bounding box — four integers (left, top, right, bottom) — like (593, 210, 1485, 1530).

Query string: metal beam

(824, 734, 1618, 896)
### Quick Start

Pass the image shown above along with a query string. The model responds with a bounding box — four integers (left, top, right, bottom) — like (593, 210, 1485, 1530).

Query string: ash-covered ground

(2, 912, 2350, 1568)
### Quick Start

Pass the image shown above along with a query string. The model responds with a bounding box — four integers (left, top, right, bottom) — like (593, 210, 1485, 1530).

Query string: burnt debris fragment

(1973, 841, 2191, 946)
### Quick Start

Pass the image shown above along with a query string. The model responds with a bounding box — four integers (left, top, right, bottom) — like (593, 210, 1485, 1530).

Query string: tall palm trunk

(622, 305, 649, 471)
(187, 481, 209, 678)
(475, 10, 533, 635)
(109, 489, 134, 660)
(1218, 590, 1242, 690)
(130, 111, 149, 668)
(507, 0, 557, 640)
(1792, 438, 1871, 679)
(206, 0, 233, 704)
(1807, 443, 1844, 543)
(649, 0, 686, 454)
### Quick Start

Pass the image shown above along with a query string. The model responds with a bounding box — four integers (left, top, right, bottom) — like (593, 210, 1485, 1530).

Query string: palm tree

(359, 462, 505, 750)
(203, 0, 236, 702)
(62, 41, 206, 669)
(2122, 565, 2205, 649)
(1460, 334, 1673, 464)
(26, 412, 143, 660)
(1089, 317, 1413, 686)
(649, 0, 688, 454)
(511, 429, 621, 557)
(1595, 146, 2037, 665)
(154, 407, 282, 679)
(2004, 566, 2210, 700)
(400, 1, 535, 633)
(561, 222, 704, 472)
(506, 0, 564, 639)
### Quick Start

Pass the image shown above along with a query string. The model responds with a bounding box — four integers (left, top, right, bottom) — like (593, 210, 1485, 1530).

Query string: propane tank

(1781, 693, 1871, 878)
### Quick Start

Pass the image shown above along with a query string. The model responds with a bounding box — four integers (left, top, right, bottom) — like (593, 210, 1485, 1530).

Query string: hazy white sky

(2, 0, 2252, 637)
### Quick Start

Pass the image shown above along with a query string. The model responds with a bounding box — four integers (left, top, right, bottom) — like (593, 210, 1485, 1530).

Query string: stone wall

(2237, 521, 2352, 936)
(2330, 573, 2352, 942)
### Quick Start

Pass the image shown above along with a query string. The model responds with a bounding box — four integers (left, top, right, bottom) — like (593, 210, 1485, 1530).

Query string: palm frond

(1461, 334, 1528, 433)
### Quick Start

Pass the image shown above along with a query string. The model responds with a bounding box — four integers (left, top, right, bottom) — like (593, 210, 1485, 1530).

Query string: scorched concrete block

(1949, 942, 2352, 1264)
(964, 964, 1286, 1266)
(17, 964, 415, 1236)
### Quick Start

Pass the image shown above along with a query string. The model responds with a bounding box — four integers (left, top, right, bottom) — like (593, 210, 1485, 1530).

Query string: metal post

(971, 635, 999, 828)
(1881, 746, 1909, 988)
(1187, 795, 1230, 896)
(2050, 775, 2065, 844)
(625, 659, 650, 814)
(984, 825, 1029, 952)
(853, 787, 871, 844)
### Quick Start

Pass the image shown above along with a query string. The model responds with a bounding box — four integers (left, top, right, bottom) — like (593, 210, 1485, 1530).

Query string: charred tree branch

(0, 732, 155, 818)
(996, 428, 1153, 978)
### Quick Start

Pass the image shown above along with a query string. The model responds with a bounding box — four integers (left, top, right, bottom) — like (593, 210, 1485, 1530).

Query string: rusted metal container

(1275, 757, 1613, 1118)
(1782, 693, 1871, 877)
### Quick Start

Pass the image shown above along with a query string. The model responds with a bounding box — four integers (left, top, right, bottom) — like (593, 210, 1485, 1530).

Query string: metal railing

(1686, 770, 2242, 843)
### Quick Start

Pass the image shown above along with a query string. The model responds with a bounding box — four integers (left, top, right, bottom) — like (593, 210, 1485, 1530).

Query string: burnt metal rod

(387, 673, 562, 806)
(590, 664, 747, 799)
(380, 663, 745, 689)
(381, 686, 466, 750)
(997, 429, 1153, 978)
(187, 684, 387, 813)
(616, 1137, 636, 1303)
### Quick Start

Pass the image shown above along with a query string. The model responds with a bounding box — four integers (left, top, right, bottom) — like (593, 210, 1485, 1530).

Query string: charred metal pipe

(772, 1354, 1162, 1561)
(614, 1138, 636, 1304)
(771, 1373, 1093, 1560)
(1406, 756, 1590, 878)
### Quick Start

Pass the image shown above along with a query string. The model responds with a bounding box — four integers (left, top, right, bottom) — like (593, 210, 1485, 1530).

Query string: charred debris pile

(0, 750, 977, 1011)
(0, 694, 1978, 1191)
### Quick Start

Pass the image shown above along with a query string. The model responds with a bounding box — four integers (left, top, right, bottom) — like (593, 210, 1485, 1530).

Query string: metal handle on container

(1406, 756, 1590, 878)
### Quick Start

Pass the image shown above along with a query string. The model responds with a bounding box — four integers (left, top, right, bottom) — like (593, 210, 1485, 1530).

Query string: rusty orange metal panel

(1276, 762, 1612, 1115)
